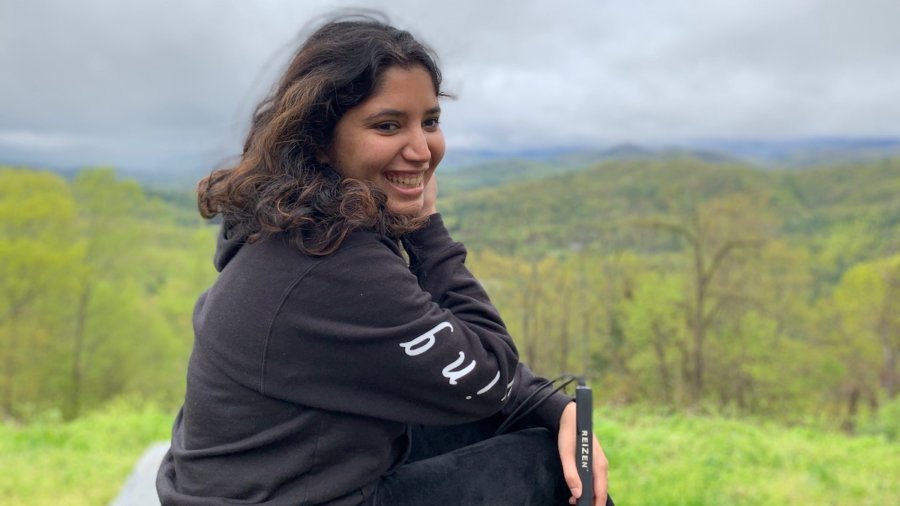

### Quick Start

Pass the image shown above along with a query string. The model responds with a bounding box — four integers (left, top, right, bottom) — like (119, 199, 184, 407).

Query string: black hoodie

(156, 214, 571, 505)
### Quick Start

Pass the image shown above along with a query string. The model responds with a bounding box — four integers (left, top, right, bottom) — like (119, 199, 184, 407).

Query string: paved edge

(109, 441, 170, 506)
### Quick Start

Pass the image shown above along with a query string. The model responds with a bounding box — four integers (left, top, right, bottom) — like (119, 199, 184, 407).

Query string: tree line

(0, 168, 215, 421)
(2, 158, 898, 432)
(444, 157, 900, 429)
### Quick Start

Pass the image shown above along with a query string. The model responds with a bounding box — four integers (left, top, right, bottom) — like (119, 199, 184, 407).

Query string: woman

(157, 14, 610, 506)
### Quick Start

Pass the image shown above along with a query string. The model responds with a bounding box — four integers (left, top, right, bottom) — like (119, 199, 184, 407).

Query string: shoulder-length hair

(198, 14, 444, 255)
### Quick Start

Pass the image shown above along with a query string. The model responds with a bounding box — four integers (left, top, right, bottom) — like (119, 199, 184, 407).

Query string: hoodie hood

(214, 220, 252, 272)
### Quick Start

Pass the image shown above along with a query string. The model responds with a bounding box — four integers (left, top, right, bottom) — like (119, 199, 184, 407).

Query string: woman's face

(324, 65, 445, 217)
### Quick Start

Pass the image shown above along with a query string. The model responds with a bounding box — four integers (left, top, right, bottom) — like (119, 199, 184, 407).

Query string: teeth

(385, 173, 424, 188)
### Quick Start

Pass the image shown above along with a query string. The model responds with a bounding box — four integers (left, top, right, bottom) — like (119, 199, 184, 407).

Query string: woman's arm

(261, 216, 520, 424)
(406, 175, 574, 432)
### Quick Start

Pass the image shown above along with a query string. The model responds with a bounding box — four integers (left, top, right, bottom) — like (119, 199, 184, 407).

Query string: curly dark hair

(198, 13, 445, 255)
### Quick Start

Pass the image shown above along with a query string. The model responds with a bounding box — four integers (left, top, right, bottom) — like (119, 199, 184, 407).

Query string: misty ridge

(16, 136, 898, 192)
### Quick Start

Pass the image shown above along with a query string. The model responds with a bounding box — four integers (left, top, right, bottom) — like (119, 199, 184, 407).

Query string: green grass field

(597, 408, 898, 505)
(0, 402, 173, 506)
(1, 404, 897, 505)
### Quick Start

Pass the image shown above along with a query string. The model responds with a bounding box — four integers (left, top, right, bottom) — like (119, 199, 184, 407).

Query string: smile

(384, 172, 425, 189)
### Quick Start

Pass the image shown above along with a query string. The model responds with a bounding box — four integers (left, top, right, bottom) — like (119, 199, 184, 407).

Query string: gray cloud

(1, 0, 898, 172)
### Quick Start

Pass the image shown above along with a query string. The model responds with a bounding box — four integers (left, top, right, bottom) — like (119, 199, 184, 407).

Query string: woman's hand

(558, 402, 609, 506)
(420, 172, 438, 217)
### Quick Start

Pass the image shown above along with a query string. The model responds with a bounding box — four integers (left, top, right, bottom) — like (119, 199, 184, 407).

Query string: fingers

(593, 437, 609, 506)
(557, 401, 610, 506)
(560, 440, 582, 500)
(557, 403, 582, 502)
(421, 172, 438, 216)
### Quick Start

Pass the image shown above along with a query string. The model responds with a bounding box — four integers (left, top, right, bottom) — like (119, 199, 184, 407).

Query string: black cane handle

(575, 385, 593, 506)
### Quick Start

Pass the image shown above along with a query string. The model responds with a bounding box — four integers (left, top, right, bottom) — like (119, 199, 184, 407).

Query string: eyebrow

(363, 106, 442, 122)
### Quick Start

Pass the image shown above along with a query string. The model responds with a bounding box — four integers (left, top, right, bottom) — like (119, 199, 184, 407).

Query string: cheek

(428, 134, 446, 167)
(332, 138, 380, 179)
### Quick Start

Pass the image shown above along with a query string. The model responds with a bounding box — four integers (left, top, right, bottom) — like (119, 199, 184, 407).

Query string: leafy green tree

(642, 193, 774, 406)
(0, 168, 78, 418)
(825, 255, 900, 428)
(63, 168, 147, 419)
(621, 271, 686, 406)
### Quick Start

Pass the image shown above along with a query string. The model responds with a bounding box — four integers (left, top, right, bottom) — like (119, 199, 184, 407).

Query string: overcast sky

(1, 0, 898, 172)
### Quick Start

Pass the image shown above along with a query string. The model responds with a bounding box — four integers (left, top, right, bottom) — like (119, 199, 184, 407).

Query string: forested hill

(441, 156, 900, 266)
(3, 156, 898, 429)
(438, 156, 899, 424)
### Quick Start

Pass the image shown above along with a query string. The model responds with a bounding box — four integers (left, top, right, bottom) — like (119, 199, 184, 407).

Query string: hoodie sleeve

(404, 215, 572, 433)
(260, 215, 519, 425)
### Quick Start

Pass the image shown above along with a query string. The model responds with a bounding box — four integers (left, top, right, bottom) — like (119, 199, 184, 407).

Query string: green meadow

(1, 404, 897, 505)
(598, 407, 899, 505)
(0, 402, 172, 505)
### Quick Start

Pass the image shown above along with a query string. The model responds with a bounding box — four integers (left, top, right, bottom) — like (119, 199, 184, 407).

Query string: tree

(826, 255, 900, 428)
(621, 271, 686, 406)
(642, 193, 774, 407)
(0, 169, 78, 418)
(64, 168, 146, 419)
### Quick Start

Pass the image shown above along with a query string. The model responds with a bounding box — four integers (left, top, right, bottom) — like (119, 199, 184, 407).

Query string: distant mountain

(439, 144, 742, 195)
(681, 137, 900, 168)
(438, 138, 900, 194)
(443, 137, 900, 170)
(7, 137, 899, 190)
(442, 155, 900, 261)
(438, 146, 585, 170)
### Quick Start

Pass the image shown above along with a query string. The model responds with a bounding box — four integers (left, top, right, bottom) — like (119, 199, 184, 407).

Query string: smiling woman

(157, 12, 610, 506)
(321, 66, 445, 217)
(193, 13, 449, 256)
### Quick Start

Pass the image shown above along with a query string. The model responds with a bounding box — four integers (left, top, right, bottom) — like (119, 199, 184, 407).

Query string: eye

(423, 117, 441, 130)
(374, 122, 400, 133)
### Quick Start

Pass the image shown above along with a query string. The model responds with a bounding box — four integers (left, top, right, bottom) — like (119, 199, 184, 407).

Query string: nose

(402, 127, 431, 165)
